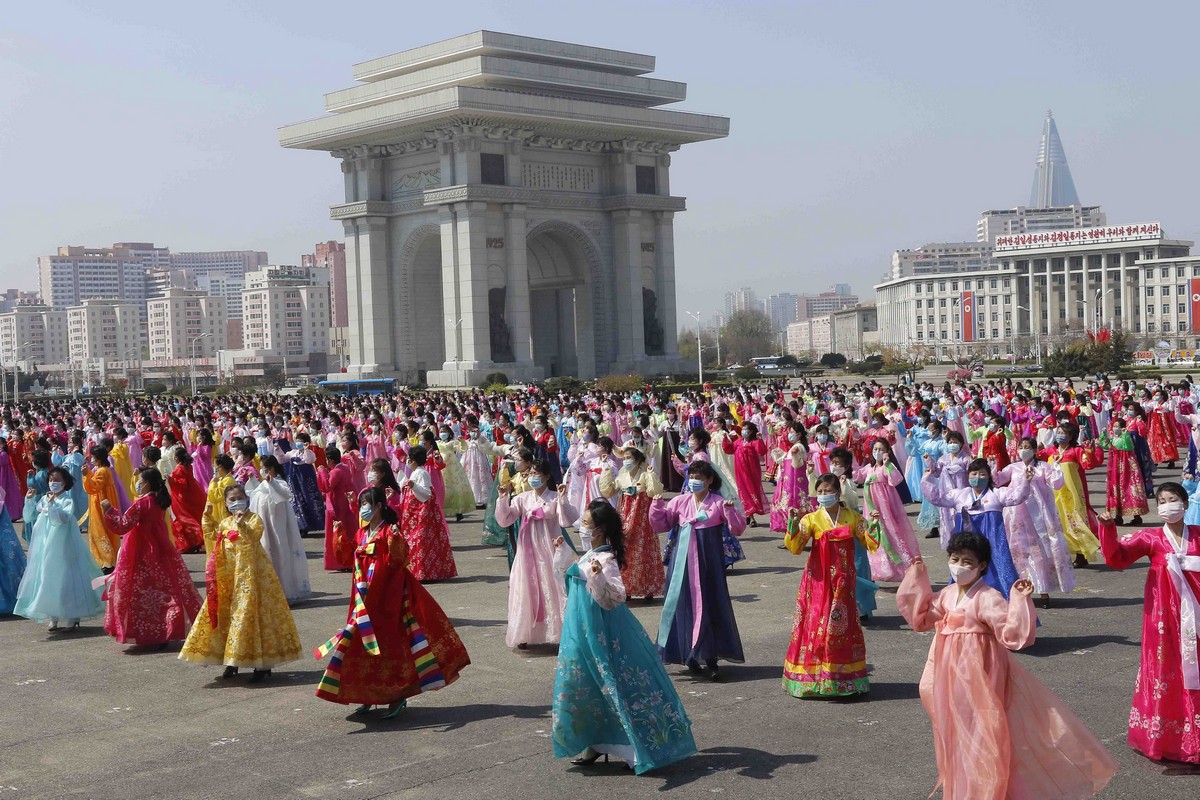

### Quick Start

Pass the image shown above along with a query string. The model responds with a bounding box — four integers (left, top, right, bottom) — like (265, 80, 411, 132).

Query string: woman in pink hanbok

(1099, 483, 1200, 765)
(721, 422, 768, 526)
(458, 425, 496, 507)
(769, 423, 811, 532)
(898, 539, 1117, 800)
(495, 459, 579, 648)
(191, 429, 215, 492)
(853, 439, 920, 583)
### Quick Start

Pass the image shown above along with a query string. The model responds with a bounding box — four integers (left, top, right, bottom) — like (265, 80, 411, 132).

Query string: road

(1, 471, 1194, 799)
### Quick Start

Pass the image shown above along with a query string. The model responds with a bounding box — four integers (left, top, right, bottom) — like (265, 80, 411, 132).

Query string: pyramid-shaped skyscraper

(1029, 110, 1081, 208)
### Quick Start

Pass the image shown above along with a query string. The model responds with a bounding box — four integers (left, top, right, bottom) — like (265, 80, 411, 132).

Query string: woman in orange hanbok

(315, 487, 468, 717)
(82, 446, 123, 571)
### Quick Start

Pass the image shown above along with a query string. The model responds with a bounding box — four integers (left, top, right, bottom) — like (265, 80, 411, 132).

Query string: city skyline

(4, 3, 1200, 323)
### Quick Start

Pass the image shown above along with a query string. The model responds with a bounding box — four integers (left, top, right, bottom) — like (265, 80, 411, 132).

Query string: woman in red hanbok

(1146, 391, 1180, 467)
(599, 446, 664, 600)
(1099, 485, 1200, 764)
(100, 468, 202, 647)
(317, 446, 357, 571)
(397, 446, 458, 582)
(782, 477, 878, 698)
(721, 422, 768, 525)
(315, 487, 468, 716)
(1099, 418, 1148, 524)
(168, 449, 206, 553)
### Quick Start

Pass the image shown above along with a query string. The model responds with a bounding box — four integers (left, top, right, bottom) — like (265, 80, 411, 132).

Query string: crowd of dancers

(1, 376, 1198, 795)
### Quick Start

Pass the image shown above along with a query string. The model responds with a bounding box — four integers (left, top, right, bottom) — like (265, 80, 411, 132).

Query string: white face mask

(948, 562, 981, 585)
(1018, 449, 1035, 462)
(1158, 501, 1186, 524)
(831, 464, 846, 477)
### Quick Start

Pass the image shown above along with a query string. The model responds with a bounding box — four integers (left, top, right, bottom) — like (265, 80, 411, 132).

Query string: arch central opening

(526, 229, 590, 378)
(411, 234, 445, 376)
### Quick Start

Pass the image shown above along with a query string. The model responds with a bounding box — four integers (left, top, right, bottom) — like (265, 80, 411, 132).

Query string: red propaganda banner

(1190, 278, 1200, 334)
(961, 291, 975, 342)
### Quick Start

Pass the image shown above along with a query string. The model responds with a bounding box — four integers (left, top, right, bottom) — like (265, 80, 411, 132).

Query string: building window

(635, 165, 657, 195)
(939, 299, 946, 308)
(939, 282, 946, 291)
(1180, 303, 1188, 314)
(916, 331, 923, 339)
(951, 281, 959, 291)
(1148, 305, 1155, 315)
(480, 153, 506, 186)
(990, 296, 998, 305)
(1148, 322, 1156, 332)
(1162, 287, 1171, 296)
(992, 328, 999, 338)
(1164, 304, 1171, 315)
(940, 331, 947, 340)
(1180, 285, 1189, 295)
(990, 279, 997, 289)
(916, 316, 923, 324)
(914, 284, 921, 293)
(1162, 267, 1170, 278)
(939, 315, 947, 324)
(963, 280, 971, 290)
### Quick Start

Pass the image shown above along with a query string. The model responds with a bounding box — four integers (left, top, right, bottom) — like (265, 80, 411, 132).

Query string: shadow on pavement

(1024, 633, 1137, 658)
(654, 746, 816, 790)
(861, 681, 922, 702)
(726, 566, 799, 576)
(447, 617, 506, 628)
(1046, 595, 1146, 610)
(347, 702, 551, 733)
(439, 574, 511, 585)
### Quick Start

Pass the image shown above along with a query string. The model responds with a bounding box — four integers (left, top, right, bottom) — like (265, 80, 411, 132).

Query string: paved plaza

(2, 473, 1194, 799)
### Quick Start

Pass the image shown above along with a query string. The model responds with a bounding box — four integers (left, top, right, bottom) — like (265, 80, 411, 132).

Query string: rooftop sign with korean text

(994, 222, 1162, 252)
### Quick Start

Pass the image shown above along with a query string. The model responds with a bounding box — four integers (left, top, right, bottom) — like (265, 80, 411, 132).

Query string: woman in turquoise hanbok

(550, 500, 696, 774)
(0, 482, 25, 614)
(13, 467, 104, 629)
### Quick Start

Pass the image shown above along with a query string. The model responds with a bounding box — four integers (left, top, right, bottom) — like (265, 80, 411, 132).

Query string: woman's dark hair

(966, 457, 993, 489)
(89, 445, 109, 463)
(31, 450, 52, 470)
(142, 445, 161, 465)
(944, 430, 965, 446)
(1056, 420, 1080, 445)
(47, 466, 74, 492)
(947, 531, 991, 566)
(586, 499, 625, 569)
(687, 427, 711, 449)
(1156, 481, 1188, 504)
(513, 447, 534, 466)
(261, 455, 283, 477)
(239, 442, 257, 460)
(829, 446, 853, 467)
(622, 446, 646, 465)
(686, 460, 722, 493)
(174, 446, 193, 466)
(530, 457, 557, 490)
(369, 458, 403, 493)
(223, 483, 246, 500)
(138, 467, 172, 510)
(814, 472, 841, 495)
(408, 445, 428, 467)
(359, 487, 398, 526)
(325, 445, 342, 464)
(214, 454, 235, 473)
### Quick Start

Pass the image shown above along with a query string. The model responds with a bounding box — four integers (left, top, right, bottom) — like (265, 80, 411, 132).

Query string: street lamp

(189, 333, 212, 396)
(1076, 300, 1089, 334)
(1096, 288, 1115, 331)
(1017, 305, 1042, 367)
(685, 311, 704, 385)
(123, 347, 141, 393)
(445, 317, 463, 385)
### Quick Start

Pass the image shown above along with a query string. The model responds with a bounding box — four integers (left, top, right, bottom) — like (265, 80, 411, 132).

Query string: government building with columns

(280, 31, 729, 386)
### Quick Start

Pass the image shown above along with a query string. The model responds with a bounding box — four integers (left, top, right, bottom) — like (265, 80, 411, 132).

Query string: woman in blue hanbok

(919, 457, 1031, 599)
(902, 423, 933, 502)
(0, 483, 25, 614)
(274, 436, 325, 533)
(14, 468, 105, 629)
(60, 440, 89, 523)
(551, 500, 696, 773)
(650, 461, 746, 679)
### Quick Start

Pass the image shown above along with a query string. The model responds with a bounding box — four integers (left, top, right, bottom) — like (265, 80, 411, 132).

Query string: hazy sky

(3, 1, 1198, 323)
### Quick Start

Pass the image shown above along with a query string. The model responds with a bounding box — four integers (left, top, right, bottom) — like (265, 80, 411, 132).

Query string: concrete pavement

(1, 472, 1194, 799)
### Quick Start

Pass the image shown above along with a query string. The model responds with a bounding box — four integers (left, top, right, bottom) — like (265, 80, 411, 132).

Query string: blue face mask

(528, 476, 544, 489)
(439, 432, 451, 441)
(1054, 434, 1067, 444)
(969, 475, 988, 490)
(816, 493, 839, 507)
(686, 478, 705, 493)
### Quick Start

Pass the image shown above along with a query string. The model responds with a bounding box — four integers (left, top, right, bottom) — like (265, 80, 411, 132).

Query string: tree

(678, 327, 718, 368)
(819, 353, 847, 368)
(719, 310, 773, 366)
(1044, 329, 1135, 378)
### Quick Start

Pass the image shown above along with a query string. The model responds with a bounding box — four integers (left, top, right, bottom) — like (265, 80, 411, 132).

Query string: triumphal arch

(280, 31, 729, 386)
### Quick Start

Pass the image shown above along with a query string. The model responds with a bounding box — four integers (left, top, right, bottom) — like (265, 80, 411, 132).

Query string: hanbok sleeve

(598, 465, 618, 499)
(552, 539, 575, 577)
(642, 467, 664, 499)
(721, 496, 747, 536)
(783, 512, 812, 554)
(232, 512, 266, 546)
(409, 469, 433, 503)
(648, 496, 678, 532)
(104, 496, 143, 535)
(989, 470, 1031, 507)
(554, 491, 579, 529)
(494, 493, 520, 528)
(920, 467, 954, 508)
(976, 587, 1036, 651)
(1041, 461, 1066, 490)
(885, 462, 903, 487)
(1099, 521, 1154, 570)
(897, 560, 941, 633)
(585, 553, 627, 610)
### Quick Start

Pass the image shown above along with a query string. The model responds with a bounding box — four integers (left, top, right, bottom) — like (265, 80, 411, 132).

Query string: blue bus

(749, 356, 786, 370)
(317, 379, 397, 397)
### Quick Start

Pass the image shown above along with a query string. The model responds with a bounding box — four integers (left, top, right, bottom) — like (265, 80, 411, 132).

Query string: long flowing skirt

(864, 483, 920, 583)
(285, 463, 326, 532)
(400, 492, 458, 582)
(1147, 411, 1179, 464)
(1002, 491, 1075, 595)
(658, 430, 683, 493)
(317, 565, 469, 705)
(618, 493, 665, 599)
(769, 458, 812, 532)
(438, 446, 477, 517)
(506, 520, 566, 647)
(1105, 450, 1149, 517)
(552, 563, 696, 774)
(1052, 462, 1102, 561)
(958, 510, 1020, 599)
(0, 510, 27, 614)
(104, 527, 202, 645)
(658, 525, 744, 666)
(783, 529, 869, 697)
(460, 446, 493, 506)
(15, 515, 104, 624)
(854, 540, 878, 618)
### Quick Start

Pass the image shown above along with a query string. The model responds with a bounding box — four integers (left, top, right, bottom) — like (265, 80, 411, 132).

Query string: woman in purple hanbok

(769, 423, 812, 532)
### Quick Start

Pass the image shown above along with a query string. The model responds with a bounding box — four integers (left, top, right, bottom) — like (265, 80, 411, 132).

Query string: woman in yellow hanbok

(108, 433, 135, 498)
(180, 484, 302, 682)
(201, 454, 237, 553)
(82, 446, 123, 570)
(1036, 421, 1103, 567)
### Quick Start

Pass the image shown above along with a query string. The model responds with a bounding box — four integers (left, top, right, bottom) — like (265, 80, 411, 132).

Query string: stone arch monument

(280, 31, 729, 386)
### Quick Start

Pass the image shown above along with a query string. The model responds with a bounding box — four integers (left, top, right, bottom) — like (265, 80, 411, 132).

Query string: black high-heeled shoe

(571, 748, 607, 766)
(248, 669, 271, 684)
(222, 666, 239, 679)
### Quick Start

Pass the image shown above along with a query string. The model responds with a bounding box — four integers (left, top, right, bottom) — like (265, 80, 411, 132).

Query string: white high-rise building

(170, 250, 268, 319)
(723, 288, 761, 318)
(890, 242, 993, 280)
(242, 279, 330, 357)
(147, 288, 227, 361)
(764, 293, 800, 333)
(38, 246, 148, 318)
(245, 264, 330, 290)
(146, 268, 198, 300)
(0, 305, 69, 368)
(67, 299, 143, 362)
(977, 205, 1106, 244)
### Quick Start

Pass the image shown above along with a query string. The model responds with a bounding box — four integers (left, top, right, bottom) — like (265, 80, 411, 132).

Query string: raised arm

(896, 560, 941, 633)
(584, 553, 627, 610)
(1098, 520, 1153, 570)
(977, 587, 1036, 651)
